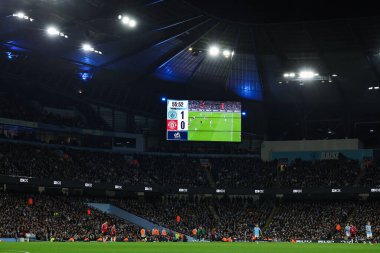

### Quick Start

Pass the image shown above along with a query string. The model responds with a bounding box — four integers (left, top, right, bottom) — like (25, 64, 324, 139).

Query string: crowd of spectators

(1, 191, 380, 242)
(188, 101, 241, 112)
(0, 92, 107, 130)
(275, 159, 360, 188)
(113, 196, 213, 237)
(0, 192, 137, 241)
(359, 164, 380, 187)
(209, 158, 276, 188)
(212, 197, 273, 240)
(0, 142, 371, 189)
(0, 143, 154, 186)
(265, 201, 354, 241)
(349, 201, 380, 240)
(139, 155, 209, 188)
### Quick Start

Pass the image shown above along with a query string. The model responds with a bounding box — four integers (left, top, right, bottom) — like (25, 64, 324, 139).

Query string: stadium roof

(1, 0, 380, 142)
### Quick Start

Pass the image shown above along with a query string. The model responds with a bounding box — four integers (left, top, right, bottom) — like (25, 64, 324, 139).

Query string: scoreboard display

(166, 99, 241, 142)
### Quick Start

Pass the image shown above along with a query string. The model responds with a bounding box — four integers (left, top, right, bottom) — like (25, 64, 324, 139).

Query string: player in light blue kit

(345, 223, 351, 239)
(253, 224, 261, 241)
(366, 221, 373, 243)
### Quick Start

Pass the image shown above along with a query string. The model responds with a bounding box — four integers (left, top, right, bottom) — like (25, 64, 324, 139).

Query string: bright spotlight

(289, 72, 296, 78)
(241, 111, 247, 116)
(332, 74, 338, 77)
(122, 16, 130, 24)
(375, 86, 380, 90)
(299, 70, 315, 79)
(128, 19, 137, 28)
(46, 26, 59, 36)
(368, 87, 373, 90)
(223, 49, 231, 58)
(82, 43, 94, 52)
(14, 12, 25, 19)
(208, 45, 220, 57)
(283, 73, 289, 78)
(118, 15, 122, 20)
(161, 97, 167, 102)
(314, 73, 319, 76)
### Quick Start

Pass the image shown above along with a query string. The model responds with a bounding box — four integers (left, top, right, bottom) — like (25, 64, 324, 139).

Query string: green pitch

(1, 242, 379, 253)
(188, 111, 241, 142)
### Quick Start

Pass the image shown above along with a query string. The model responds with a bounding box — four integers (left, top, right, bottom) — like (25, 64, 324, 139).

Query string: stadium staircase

(331, 206, 357, 238)
(353, 164, 367, 186)
(205, 168, 216, 188)
(208, 204, 219, 220)
(262, 203, 279, 233)
(87, 203, 196, 241)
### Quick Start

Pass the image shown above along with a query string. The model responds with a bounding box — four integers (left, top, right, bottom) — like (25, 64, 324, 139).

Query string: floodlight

(82, 43, 94, 52)
(208, 45, 220, 56)
(299, 70, 315, 79)
(128, 19, 137, 28)
(223, 49, 231, 58)
(47, 26, 59, 36)
(122, 16, 130, 24)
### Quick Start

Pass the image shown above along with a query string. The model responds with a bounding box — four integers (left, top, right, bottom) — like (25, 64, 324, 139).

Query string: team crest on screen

(167, 120, 178, 130)
(168, 110, 177, 119)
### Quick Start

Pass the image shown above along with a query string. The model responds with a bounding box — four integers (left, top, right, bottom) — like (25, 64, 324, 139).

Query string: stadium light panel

(241, 111, 247, 116)
(368, 87, 373, 90)
(223, 49, 231, 58)
(283, 73, 289, 78)
(118, 15, 122, 20)
(375, 86, 380, 90)
(13, 12, 33, 21)
(188, 47, 193, 51)
(370, 129, 374, 133)
(14, 12, 25, 19)
(332, 74, 338, 77)
(289, 72, 296, 78)
(82, 43, 94, 52)
(122, 16, 130, 24)
(208, 45, 220, 57)
(161, 97, 167, 102)
(299, 70, 315, 79)
(128, 19, 137, 28)
(46, 26, 59, 36)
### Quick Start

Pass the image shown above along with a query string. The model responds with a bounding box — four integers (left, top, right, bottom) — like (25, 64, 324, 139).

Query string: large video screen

(166, 99, 241, 142)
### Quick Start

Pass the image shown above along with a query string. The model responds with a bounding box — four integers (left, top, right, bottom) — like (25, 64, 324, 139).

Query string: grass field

(0, 242, 379, 253)
(188, 111, 241, 142)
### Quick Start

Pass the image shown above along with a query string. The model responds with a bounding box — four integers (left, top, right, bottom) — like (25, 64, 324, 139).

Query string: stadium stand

(276, 160, 361, 188)
(0, 193, 138, 241)
(209, 157, 276, 188)
(264, 201, 355, 241)
(0, 143, 154, 185)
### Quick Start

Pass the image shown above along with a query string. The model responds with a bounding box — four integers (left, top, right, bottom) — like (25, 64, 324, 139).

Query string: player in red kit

(350, 225, 358, 243)
(101, 221, 109, 242)
(110, 224, 116, 242)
